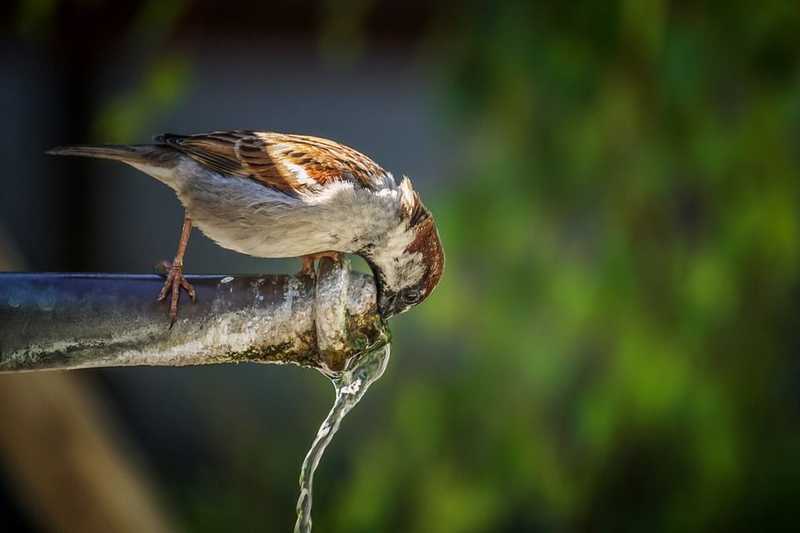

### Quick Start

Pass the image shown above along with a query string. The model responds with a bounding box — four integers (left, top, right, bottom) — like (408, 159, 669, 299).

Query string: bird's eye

(401, 289, 422, 305)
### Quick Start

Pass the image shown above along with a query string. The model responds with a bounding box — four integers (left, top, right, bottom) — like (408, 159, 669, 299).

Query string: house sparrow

(47, 131, 444, 323)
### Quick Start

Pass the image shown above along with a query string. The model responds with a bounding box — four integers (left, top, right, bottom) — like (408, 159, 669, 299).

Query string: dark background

(1, 1, 800, 532)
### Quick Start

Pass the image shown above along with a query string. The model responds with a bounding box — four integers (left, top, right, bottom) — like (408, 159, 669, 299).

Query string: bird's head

(364, 176, 445, 319)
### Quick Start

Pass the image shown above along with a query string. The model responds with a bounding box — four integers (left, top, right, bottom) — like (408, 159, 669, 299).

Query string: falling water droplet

(294, 343, 392, 533)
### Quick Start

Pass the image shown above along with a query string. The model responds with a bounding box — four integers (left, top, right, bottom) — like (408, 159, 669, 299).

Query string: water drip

(294, 343, 392, 533)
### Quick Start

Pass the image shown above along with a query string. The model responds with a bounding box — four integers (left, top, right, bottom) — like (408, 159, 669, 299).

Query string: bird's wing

(156, 130, 388, 194)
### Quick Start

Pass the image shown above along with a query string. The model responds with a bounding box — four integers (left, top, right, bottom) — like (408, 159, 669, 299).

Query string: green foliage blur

(327, 2, 800, 532)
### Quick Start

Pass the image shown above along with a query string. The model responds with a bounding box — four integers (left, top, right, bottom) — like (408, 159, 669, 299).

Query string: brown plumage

(404, 216, 444, 298)
(156, 130, 388, 194)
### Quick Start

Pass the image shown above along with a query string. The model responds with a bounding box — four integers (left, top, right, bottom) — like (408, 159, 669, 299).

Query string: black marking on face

(408, 199, 431, 228)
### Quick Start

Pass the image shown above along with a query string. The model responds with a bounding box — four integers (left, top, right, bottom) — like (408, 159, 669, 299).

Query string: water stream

(294, 343, 392, 533)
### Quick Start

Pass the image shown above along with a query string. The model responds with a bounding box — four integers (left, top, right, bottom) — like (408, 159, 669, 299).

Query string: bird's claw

(158, 261, 196, 327)
(298, 251, 342, 280)
(299, 257, 317, 280)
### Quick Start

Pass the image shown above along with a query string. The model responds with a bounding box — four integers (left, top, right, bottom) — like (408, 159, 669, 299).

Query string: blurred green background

(1, 1, 800, 532)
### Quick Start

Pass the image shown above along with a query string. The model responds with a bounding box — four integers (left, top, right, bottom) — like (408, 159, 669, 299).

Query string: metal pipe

(0, 258, 389, 374)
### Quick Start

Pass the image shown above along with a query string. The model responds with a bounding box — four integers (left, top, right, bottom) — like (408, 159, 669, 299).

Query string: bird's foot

(299, 251, 342, 279)
(157, 260, 196, 327)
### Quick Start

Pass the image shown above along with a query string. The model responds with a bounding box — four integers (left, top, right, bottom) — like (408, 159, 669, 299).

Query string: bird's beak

(364, 256, 395, 319)
(377, 290, 397, 319)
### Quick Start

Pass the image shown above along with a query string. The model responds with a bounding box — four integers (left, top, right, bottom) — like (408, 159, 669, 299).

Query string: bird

(47, 130, 444, 324)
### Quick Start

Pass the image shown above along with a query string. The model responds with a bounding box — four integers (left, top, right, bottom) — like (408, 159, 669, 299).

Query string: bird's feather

(156, 130, 388, 194)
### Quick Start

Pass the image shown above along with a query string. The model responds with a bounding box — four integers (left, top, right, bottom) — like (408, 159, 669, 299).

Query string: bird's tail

(46, 144, 167, 164)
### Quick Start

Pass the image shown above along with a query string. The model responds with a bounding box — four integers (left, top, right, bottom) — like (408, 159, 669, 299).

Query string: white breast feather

(132, 156, 417, 275)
